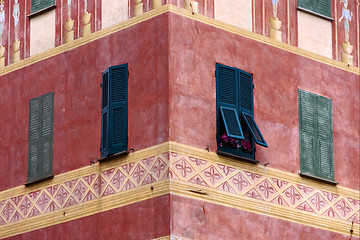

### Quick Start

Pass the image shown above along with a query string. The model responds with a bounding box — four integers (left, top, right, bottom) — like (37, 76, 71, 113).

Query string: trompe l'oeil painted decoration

(12, 0, 20, 63)
(65, 0, 74, 43)
(0, 0, 5, 67)
(339, 0, 354, 65)
(82, 0, 91, 37)
(269, 0, 282, 41)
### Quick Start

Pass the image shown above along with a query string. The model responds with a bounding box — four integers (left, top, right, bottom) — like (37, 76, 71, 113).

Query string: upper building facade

(0, 1, 359, 239)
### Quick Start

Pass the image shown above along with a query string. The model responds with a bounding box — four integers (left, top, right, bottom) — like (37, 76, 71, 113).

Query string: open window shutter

(315, 0, 331, 17)
(41, 93, 54, 177)
(101, 70, 110, 157)
(216, 64, 238, 109)
(220, 106, 244, 139)
(31, 0, 55, 13)
(239, 70, 253, 115)
(108, 64, 128, 155)
(216, 64, 244, 140)
(299, 89, 317, 176)
(242, 112, 268, 147)
(317, 95, 334, 180)
(28, 98, 41, 182)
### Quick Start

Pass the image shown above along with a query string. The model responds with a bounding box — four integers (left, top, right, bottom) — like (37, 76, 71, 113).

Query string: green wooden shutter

(216, 64, 244, 140)
(31, 0, 55, 14)
(298, 0, 331, 18)
(239, 70, 253, 115)
(28, 92, 54, 182)
(101, 71, 110, 157)
(299, 89, 334, 180)
(317, 95, 334, 180)
(220, 106, 244, 139)
(103, 64, 128, 156)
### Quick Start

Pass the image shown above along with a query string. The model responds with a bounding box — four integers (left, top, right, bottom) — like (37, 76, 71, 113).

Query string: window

(298, 89, 335, 182)
(216, 63, 267, 160)
(27, 92, 54, 183)
(31, 0, 55, 14)
(297, 0, 331, 18)
(101, 64, 128, 158)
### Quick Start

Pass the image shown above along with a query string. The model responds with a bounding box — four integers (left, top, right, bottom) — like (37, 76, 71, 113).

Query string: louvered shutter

(101, 70, 110, 157)
(299, 89, 334, 180)
(28, 92, 54, 182)
(107, 64, 128, 156)
(299, 89, 316, 174)
(216, 64, 244, 140)
(317, 95, 334, 180)
(239, 70, 268, 147)
(239, 70, 253, 115)
(298, 0, 331, 17)
(315, 0, 331, 17)
(31, 0, 55, 13)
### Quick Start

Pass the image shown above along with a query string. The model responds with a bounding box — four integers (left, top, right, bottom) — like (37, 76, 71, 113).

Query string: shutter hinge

(100, 83, 103, 88)
(252, 84, 254, 89)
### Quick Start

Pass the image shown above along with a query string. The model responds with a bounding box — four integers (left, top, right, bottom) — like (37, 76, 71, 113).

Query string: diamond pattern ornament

(83, 174, 97, 186)
(201, 165, 223, 186)
(244, 171, 262, 183)
(11, 196, 23, 206)
(110, 170, 126, 191)
(308, 192, 328, 212)
(142, 174, 156, 186)
(256, 179, 277, 200)
(102, 186, 116, 197)
(92, 176, 108, 196)
(347, 213, 360, 224)
(46, 185, 59, 196)
(322, 191, 339, 203)
(283, 186, 303, 206)
(335, 199, 352, 218)
(36, 192, 51, 212)
(55, 186, 70, 207)
(142, 156, 155, 170)
(271, 178, 288, 189)
(230, 172, 250, 194)
(65, 179, 78, 191)
(28, 190, 41, 201)
(173, 158, 195, 179)
(151, 157, 167, 179)
(0, 216, 5, 225)
(131, 164, 146, 185)
(1, 202, 15, 222)
(19, 197, 33, 217)
(73, 181, 87, 202)
(297, 184, 314, 196)
(64, 196, 78, 207)
(121, 162, 135, 175)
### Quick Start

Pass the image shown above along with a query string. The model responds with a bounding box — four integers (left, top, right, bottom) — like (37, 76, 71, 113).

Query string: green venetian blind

(28, 92, 54, 182)
(298, 89, 334, 181)
(298, 0, 331, 18)
(101, 64, 128, 157)
(31, 0, 55, 14)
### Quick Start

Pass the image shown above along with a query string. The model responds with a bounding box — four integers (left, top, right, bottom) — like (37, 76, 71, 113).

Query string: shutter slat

(301, 133, 315, 173)
(29, 99, 41, 141)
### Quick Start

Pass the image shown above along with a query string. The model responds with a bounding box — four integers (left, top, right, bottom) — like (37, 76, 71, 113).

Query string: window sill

(217, 150, 259, 164)
(98, 150, 129, 163)
(297, 7, 334, 21)
(299, 173, 338, 186)
(25, 175, 54, 187)
(28, 5, 56, 18)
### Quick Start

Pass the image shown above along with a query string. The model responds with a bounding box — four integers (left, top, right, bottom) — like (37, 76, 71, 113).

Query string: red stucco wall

(5, 194, 170, 240)
(167, 13, 360, 189)
(0, 14, 170, 191)
(0, 12, 358, 192)
(170, 194, 359, 240)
